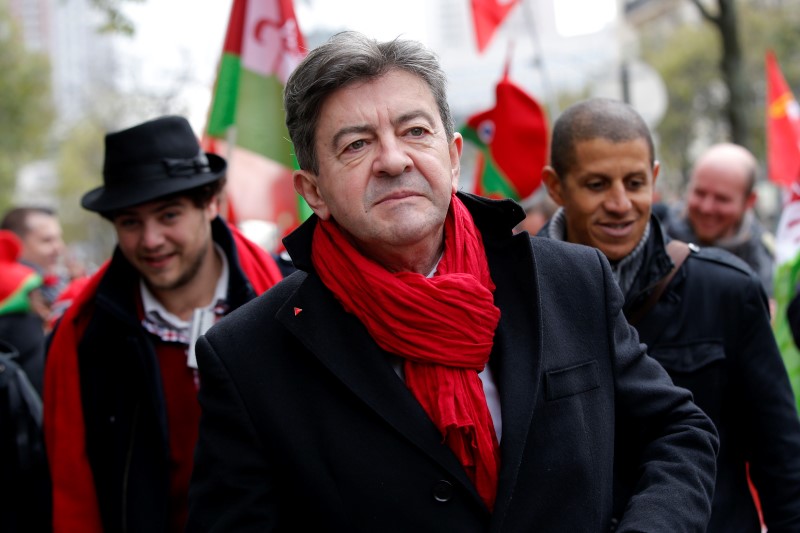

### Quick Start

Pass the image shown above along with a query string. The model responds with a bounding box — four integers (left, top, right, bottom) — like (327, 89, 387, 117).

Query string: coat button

(432, 480, 453, 503)
(609, 517, 619, 532)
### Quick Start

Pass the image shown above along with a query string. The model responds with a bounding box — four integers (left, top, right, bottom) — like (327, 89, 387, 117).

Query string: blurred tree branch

(688, 0, 750, 149)
(86, 0, 145, 36)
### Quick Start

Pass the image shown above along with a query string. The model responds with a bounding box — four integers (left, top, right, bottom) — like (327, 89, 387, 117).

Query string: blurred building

(9, 0, 114, 130)
(8, 0, 114, 206)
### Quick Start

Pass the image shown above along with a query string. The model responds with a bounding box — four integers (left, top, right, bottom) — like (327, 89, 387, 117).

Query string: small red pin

(294, 307, 303, 316)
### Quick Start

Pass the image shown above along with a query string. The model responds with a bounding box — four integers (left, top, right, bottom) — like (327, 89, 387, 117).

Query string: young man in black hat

(541, 98, 800, 532)
(43, 115, 284, 532)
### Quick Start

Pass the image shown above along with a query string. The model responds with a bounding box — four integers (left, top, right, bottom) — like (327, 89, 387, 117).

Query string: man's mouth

(598, 221, 634, 237)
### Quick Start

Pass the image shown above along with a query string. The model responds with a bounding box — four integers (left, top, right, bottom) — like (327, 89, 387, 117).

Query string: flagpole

(519, 0, 559, 120)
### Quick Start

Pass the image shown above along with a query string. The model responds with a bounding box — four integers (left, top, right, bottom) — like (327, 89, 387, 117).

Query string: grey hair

(284, 31, 454, 174)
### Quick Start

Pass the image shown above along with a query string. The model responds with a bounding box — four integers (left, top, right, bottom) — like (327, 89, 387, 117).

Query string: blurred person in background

(0, 229, 46, 393)
(1, 206, 67, 310)
(665, 143, 775, 297)
(541, 98, 800, 533)
(0, 230, 50, 532)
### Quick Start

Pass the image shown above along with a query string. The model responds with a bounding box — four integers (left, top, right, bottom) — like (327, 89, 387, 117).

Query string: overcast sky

(119, 0, 616, 132)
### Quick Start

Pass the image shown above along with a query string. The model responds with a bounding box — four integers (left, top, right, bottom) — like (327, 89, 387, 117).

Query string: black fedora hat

(81, 115, 227, 213)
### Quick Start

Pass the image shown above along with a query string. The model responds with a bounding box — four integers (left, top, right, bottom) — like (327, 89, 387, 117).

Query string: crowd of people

(1, 31, 799, 532)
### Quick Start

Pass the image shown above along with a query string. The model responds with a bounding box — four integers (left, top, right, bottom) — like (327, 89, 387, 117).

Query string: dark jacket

(613, 218, 800, 532)
(188, 193, 718, 532)
(665, 208, 775, 297)
(0, 312, 45, 394)
(73, 219, 262, 532)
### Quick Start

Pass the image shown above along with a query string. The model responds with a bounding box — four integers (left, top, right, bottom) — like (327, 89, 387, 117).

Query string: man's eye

(117, 219, 138, 229)
(348, 140, 365, 151)
(408, 127, 425, 137)
(586, 181, 604, 190)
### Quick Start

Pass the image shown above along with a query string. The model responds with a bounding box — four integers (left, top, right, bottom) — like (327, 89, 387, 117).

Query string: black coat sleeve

(739, 277, 800, 530)
(593, 249, 720, 532)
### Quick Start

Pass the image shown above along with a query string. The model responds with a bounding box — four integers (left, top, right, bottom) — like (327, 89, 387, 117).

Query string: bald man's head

(686, 143, 758, 244)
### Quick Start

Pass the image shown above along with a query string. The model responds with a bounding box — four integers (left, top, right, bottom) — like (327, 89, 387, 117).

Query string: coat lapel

(486, 233, 543, 526)
(276, 273, 484, 507)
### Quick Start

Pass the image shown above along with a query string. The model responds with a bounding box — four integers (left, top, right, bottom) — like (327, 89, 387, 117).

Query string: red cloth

(153, 341, 201, 532)
(44, 222, 281, 532)
(765, 50, 800, 187)
(470, 0, 520, 53)
(466, 73, 549, 201)
(311, 194, 501, 510)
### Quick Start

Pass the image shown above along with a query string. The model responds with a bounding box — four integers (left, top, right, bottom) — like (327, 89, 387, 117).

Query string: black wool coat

(188, 193, 718, 533)
(630, 220, 800, 533)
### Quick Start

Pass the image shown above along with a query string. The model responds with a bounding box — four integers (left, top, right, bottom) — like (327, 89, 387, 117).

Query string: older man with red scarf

(187, 32, 719, 532)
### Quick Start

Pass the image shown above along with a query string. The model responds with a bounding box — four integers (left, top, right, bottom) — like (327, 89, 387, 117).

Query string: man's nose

(604, 183, 632, 213)
(141, 221, 165, 248)
(372, 137, 412, 177)
(698, 195, 715, 213)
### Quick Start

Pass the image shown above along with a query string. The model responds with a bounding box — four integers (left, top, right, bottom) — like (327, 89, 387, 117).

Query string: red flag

(460, 69, 548, 201)
(766, 50, 800, 188)
(470, 0, 520, 53)
(204, 0, 308, 246)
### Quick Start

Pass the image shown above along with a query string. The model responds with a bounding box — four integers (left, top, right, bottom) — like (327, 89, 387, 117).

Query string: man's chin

(142, 274, 180, 293)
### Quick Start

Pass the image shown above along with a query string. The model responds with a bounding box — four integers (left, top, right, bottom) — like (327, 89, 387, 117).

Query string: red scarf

(312, 194, 501, 510)
(44, 223, 282, 532)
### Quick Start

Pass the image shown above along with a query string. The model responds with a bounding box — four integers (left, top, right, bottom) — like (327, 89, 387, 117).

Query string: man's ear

(293, 170, 331, 220)
(542, 166, 565, 206)
(449, 133, 463, 194)
(745, 190, 757, 210)
(206, 192, 222, 219)
(652, 160, 661, 199)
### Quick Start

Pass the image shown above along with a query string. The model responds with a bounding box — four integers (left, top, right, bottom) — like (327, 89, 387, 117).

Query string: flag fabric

(204, 0, 308, 241)
(768, 50, 800, 413)
(470, 0, 520, 53)
(771, 182, 800, 414)
(765, 50, 800, 188)
(460, 72, 548, 201)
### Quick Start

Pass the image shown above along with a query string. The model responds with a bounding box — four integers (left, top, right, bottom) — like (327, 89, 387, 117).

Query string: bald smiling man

(666, 143, 775, 296)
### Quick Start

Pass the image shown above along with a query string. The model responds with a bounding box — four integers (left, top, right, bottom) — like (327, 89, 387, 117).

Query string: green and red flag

(460, 64, 549, 201)
(768, 51, 800, 413)
(470, 0, 521, 53)
(204, 0, 310, 242)
(766, 49, 800, 188)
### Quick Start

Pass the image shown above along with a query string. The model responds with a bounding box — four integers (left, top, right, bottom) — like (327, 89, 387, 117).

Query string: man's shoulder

(683, 244, 761, 285)
(526, 236, 609, 287)
(530, 234, 602, 259)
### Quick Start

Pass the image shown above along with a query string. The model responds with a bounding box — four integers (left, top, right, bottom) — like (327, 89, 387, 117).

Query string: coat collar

(282, 191, 526, 273)
(622, 216, 677, 313)
(278, 193, 540, 519)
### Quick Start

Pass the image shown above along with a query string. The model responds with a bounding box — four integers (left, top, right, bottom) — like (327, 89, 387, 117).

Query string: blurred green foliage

(0, 1, 55, 213)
